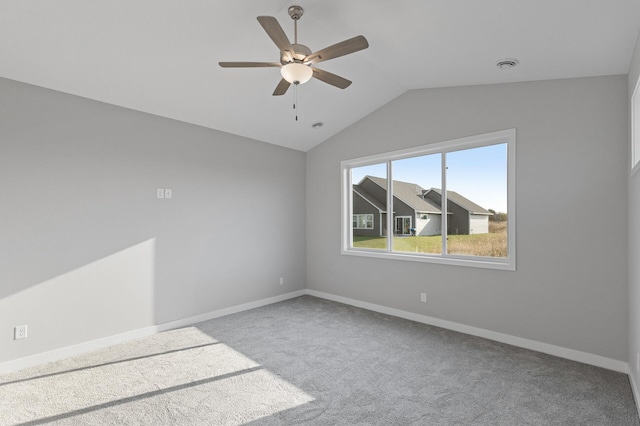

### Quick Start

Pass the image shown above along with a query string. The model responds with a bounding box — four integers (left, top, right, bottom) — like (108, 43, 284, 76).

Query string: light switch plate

(164, 188, 172, 199)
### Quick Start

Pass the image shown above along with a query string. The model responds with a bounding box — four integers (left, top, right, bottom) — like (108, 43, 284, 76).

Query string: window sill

(341, 247, 516, 271)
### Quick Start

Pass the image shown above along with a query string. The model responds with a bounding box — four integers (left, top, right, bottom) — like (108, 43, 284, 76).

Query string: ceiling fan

(219, 5, 369, 96)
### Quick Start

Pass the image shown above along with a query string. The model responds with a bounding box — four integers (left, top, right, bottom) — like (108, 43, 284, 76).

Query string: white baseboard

(0, 288, 630, 377)
(156, 290, 307, 332)
(0, 290, 306, 375)
(630, 371, 640, 419)
(305, 289, 630, 374)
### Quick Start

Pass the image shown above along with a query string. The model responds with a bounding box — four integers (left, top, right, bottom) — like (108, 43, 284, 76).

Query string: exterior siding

(423, 191, 469, 234)
(392, 198, 415, 234)
(446, 202, 469, 235)
(416, 213, 441, 235)
(352, 191, 382, 236)
(469, 214, 489, 234)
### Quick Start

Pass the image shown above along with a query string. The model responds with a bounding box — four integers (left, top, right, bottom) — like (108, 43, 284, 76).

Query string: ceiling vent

(496, 58, 519, 69)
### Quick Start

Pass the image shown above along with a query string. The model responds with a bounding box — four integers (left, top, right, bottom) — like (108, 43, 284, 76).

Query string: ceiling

(1, 1, 640, 152)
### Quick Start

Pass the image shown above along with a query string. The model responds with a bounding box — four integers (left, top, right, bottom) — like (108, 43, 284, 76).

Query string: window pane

(445, 143, 507, 258)
(351, 163, 388, 250)
(391, 154, 442, 254)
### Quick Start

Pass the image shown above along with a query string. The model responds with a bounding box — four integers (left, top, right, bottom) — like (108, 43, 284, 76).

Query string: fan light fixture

(218, 5, 369, 121)
(219, 5, 369, 96)
(280, 62, 313, 84)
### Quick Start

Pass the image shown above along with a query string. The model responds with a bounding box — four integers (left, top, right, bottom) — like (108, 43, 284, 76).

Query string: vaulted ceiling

(2, 0, 639, 151)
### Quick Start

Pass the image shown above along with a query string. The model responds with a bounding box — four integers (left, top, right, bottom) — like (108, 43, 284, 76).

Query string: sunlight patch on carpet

(0, 327, 314, 425)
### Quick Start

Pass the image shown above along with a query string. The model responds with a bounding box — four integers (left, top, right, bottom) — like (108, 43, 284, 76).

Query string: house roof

(425, 188, 492, 215)
(362, 176, 442, 214)
(356, 176, 492, 215)
(352, 185, 386, 212)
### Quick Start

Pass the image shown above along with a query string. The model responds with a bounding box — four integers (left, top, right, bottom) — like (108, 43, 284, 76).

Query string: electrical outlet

(420, 293, 427, 303)
(279, 277, 284, 285)
(157, 188, 164, 199)
(14, 325, 27, 340)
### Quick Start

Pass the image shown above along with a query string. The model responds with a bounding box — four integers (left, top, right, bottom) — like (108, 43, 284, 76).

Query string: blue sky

(352, 143, 508, 213)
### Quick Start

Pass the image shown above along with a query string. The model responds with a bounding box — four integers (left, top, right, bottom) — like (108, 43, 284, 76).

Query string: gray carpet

(1, 295, 638, 425)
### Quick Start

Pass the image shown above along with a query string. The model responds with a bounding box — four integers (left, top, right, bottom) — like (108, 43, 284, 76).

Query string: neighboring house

(422, 188, 493, 235)
(353, 176, 493, 236)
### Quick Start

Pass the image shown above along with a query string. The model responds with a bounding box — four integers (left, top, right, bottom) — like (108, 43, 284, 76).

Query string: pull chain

(291, 13, 301, 122)
(294, 83, 298, 121)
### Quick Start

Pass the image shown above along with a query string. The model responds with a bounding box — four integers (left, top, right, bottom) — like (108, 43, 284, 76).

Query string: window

(353, 214, 374, 229)
(341, 129, 516, 270)
(633, 77, 640, 173)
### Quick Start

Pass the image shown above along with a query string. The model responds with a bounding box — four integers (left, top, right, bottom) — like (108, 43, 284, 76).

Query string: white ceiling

(1, 0, 640, 152)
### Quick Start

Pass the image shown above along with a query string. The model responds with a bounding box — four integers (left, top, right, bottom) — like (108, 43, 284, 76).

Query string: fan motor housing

(281, 43, 312, 64)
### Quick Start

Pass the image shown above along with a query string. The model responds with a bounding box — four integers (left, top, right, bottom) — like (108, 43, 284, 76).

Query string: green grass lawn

(353, 235, 442, 253)
(353, 222, 507, 257)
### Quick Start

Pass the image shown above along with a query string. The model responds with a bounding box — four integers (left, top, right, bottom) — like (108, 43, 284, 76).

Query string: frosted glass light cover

(280, 63, 313, 84)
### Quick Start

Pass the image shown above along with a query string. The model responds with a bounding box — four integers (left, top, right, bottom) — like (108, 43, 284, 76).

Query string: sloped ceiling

(1, 0, 639, 151)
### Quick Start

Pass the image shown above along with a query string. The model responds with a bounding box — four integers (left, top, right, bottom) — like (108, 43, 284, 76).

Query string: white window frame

(341, 129, 516, 271)
(632, 76, 640, 175)
(353, 214, 374, 229)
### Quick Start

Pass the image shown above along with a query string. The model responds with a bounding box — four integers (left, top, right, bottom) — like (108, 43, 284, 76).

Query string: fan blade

(257, 16, 293, 57)
(312, 67, 352, 89)
(219, 62, 281, 68)
(304, 35, 369, 65)
(273, 78, 291, 96)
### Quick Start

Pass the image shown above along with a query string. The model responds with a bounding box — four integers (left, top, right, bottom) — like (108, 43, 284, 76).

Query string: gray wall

(0, 78, 306, 364)
(307, 76, 629, 361)
(1, 71, 632, 370)
(628, 30, 640, 390)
